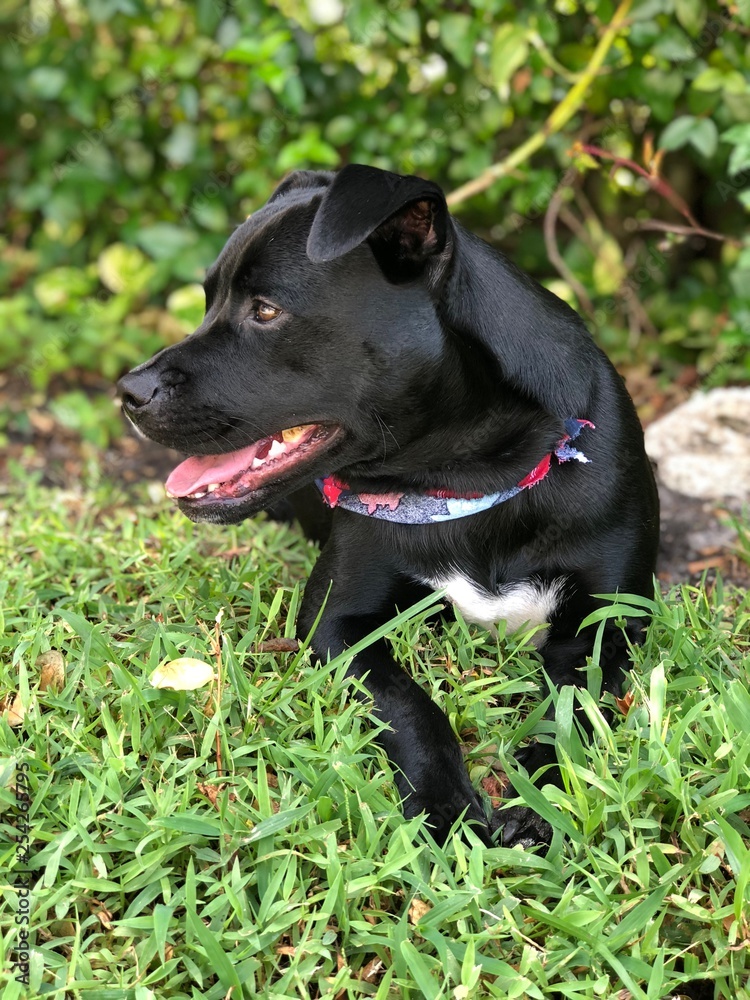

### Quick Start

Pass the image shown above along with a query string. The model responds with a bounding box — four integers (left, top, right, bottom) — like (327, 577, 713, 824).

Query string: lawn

(2, 472, 749, 999)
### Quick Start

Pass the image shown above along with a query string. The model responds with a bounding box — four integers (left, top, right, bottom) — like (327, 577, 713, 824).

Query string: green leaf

(723, 123, 750, 175)
(607, 880, 674, 949)
(167, 283, 205, 329)
(659, 115, 697, 151)
(276, 130, 340, 172)
(325, 115, 358, 146)
(689, 118, 718, 157)
(729, 143, 750, 177)
(33, 267, 97, 315)
(135, 224, 197, 260)
(161, 123, 197, 167)
(502, 761, 580, 840)
(722, 123, 750, 144)
(156, 815, 222, 836)
(399, 941, 441, 1000)
(389, 8, 420, 45)
(675, 0, 707, 36)
(244, 801, 316, 844)
(440, 13, 476, 68)
(28, 67, 67, 99)
(491, 24, 529, 92)
(153, 903, 174, 962)
(706, 816, 749, 879)
(722, 679, 750, 734)
(186, 908, 242, 990)
(593, 236, 626, 295)
(653, 26, 698, 62)
(98, 242, 155, 294)
(692, 67, 726, 92)
(223, 30, 291, 64)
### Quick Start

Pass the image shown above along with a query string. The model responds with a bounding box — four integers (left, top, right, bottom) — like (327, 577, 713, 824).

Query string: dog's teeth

(206, 483, 219, 493)
(191, 491, 206, 499)
(282, 425, 307, 442)
(251, 457, 264, 469)
(268, 439, 286, 459)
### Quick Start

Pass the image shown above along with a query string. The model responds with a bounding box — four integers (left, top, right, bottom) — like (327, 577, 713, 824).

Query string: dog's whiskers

(220, 413, 276, 438)
(202, 428, 242, 453)
(374, 413, 399, 460)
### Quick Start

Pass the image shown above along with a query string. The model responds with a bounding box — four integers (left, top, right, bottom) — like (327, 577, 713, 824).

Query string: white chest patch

(426, 574, 567, 646)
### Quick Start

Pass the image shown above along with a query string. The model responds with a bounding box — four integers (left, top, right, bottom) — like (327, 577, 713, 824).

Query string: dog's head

(118, 165, 461, 523)
(119, 164, 578, 524)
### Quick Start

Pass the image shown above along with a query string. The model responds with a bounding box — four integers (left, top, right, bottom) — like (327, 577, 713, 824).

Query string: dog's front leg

(299, 544, 491, 845)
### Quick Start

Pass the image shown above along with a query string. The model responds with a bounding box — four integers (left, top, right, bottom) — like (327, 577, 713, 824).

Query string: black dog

(118, 165, 659, 847)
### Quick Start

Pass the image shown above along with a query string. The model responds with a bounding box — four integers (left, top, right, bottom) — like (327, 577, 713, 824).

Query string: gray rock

(644, 387, 750, 500)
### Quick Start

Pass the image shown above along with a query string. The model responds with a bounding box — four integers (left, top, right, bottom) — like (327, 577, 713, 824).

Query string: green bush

(2, 0, 749, 397)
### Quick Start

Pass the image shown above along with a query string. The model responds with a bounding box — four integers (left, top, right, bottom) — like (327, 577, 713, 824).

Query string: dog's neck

(443, 226, 602, 418)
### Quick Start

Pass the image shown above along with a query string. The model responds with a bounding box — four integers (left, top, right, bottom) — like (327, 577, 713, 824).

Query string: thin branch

(528, 32, 585, 84)
(558, 205, 595, 249)
(543, 175, 595, 315)
(632, 218, 742, 247)
(621, 279, 659, 340)
(578, 142, 699, 226)
(446, 0, 633, 208)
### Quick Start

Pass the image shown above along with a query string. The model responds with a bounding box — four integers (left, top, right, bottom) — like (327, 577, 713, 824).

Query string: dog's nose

(118, 366, 187, 411)
(117, 367, 161, 410)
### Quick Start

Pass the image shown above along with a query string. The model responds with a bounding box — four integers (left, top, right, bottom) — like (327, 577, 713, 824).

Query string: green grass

(1, 473, 749, 999)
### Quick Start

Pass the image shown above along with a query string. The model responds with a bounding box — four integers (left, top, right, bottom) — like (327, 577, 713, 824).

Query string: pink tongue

(165, 441, 264, 497)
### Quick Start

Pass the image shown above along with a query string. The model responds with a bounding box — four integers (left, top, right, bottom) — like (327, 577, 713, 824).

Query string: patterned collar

(316, 418, 594, 524)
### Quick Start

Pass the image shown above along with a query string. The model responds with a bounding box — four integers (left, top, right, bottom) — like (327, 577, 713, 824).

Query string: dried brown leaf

(615, 688, 635, 715)
(482, 775, 506, 806)
(409, 898, 431, 925)
(3, 692, 26, 727)
(197, 782, 220, 807)
(256, 638, 300, 653)
(359, 956, 385, 983)
(49, 920, 77, 937)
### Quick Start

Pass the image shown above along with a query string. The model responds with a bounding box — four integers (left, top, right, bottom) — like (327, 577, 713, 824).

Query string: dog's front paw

(490, 805, 553, 851)
(404, 788, 491, 846)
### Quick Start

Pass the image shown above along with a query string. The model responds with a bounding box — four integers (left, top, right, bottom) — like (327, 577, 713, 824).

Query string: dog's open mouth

(165, 423, 342, 503)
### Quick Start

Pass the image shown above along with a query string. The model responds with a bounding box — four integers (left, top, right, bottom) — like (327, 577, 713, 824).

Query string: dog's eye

(252, 300, 282, 323)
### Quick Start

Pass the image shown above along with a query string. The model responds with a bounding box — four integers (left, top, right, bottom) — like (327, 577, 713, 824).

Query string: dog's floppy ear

(307, 164, 448, 278)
